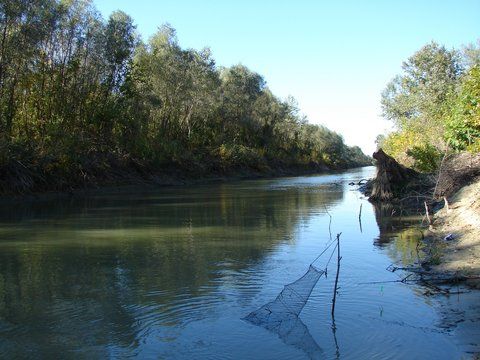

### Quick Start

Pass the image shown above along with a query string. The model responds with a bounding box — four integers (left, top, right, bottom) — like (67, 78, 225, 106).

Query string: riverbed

(0, 166, 478, 359)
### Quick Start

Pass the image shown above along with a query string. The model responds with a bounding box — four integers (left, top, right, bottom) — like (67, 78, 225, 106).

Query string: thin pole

(324, 205, 332, 241)
(331, 233, 342, 323)
(358, 203, 363, 233)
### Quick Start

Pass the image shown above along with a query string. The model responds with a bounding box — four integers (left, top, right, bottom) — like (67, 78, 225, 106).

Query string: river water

(0, 166, 478, 359)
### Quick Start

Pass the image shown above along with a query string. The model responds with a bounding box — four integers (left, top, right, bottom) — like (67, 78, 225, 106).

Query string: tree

(0, 1, 371, 193)
(381, 42, 462, 149)
(218, 65, 266, 147)
(445, 65, 480, 150)
(462, 40, 480, 69)
(103, 10, 136, 93)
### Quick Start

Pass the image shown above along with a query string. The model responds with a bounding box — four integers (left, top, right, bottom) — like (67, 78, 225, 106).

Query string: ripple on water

(0, 167, 473, 359)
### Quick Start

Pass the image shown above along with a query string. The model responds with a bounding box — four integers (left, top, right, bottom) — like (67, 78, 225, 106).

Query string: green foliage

(381, 42, 461, 150)
(345, 146, 373, 167)
(381, 130, 419, 167)
(218, 144, 266, 170)
(0, 0, 370, 192)
(381, 41, 480, 169)
(406, 144, 442, 172)
(445, 66, 480, 150)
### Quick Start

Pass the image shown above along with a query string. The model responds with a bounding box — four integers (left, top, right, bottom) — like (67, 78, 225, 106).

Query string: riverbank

(423, 152, 480, 285)
(363, 151, 480, 286)
(0, 157, 369, 201)
(425, 178, 480, 357)
(430, 178, 480, 287)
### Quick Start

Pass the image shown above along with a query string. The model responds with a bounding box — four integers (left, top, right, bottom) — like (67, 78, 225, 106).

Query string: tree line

(0, 0, 370, 192)
(379, 40, 480, 171)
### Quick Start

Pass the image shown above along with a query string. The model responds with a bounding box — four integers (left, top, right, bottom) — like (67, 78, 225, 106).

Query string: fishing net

(243, 265, 325, 358)
(245, 265, 325, 321)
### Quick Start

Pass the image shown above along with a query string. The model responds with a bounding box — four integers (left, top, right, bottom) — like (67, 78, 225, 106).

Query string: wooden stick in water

(331, 233, 342, 324)
(358, 203, 363, 233)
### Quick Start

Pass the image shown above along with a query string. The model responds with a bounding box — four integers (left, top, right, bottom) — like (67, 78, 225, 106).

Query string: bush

(406, 143, 443, 172)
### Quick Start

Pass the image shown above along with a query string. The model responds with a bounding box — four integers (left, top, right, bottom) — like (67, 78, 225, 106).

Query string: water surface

(0, 167, 478, 359)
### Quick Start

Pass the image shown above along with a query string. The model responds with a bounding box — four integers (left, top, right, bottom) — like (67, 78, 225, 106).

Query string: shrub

(406, 143, 443, 172)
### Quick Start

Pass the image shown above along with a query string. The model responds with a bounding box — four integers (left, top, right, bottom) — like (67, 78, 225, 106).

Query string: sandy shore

(432, 179, 480, 287)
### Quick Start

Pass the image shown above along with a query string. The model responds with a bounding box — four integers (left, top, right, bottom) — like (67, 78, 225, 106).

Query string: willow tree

(219, 65, 265, 147)
(132, 24, 221, 162)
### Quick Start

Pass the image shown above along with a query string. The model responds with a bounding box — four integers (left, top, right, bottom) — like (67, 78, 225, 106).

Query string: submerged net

(243, 265, 325, 359)
(245, 265, 325, 321)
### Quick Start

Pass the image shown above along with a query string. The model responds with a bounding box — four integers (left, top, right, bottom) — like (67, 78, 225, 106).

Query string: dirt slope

(432, 178, 480, 285)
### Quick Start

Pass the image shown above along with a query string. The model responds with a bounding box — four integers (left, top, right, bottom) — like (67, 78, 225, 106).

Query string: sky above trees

(94, 0, 480, 154)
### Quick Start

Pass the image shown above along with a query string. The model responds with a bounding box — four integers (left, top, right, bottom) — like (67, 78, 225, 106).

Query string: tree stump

(370, 149, 417, 202)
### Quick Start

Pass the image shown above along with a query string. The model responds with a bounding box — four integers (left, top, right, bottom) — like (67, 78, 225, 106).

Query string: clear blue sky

(94, 0, 480, 154)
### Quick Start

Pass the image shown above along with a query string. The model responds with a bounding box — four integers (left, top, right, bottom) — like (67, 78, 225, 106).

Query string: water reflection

(371, 202, 426, 265)
(0, 178, 344, 358)
(0, 167, 474, 359)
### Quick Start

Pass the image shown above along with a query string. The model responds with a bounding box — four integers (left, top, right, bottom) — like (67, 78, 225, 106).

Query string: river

(0, 166, 478, 359)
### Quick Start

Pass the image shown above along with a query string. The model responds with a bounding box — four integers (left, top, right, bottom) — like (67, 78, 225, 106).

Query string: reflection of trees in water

(0, 247, 138, 357)
(372, 202, 425, 265)
(0, 183, 343, 357)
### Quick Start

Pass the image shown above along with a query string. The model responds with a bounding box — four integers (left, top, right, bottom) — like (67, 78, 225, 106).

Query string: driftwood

(369, 149, 418, 202)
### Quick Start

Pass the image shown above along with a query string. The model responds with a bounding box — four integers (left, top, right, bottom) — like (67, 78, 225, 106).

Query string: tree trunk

(370, 148, 417, 201)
